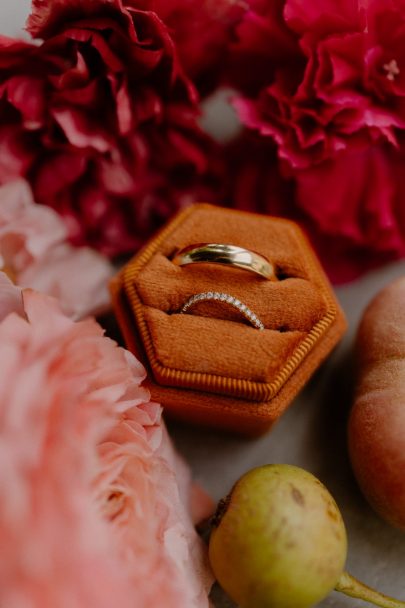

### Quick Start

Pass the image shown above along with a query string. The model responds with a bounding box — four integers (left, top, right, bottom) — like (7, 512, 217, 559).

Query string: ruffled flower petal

(0, 179, 113, 318)
(0, 282, 213, 607)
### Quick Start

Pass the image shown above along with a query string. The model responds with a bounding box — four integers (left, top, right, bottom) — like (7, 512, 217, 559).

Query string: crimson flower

(0, 0, 220, 257)
(140, 0, 248, 95)
(224, 132, 405, 282)
(224, 0, 405, 280)
(232, 0, 405, 168)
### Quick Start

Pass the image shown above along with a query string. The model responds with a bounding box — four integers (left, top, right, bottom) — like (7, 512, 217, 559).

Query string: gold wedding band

(172, 243, 276, 280)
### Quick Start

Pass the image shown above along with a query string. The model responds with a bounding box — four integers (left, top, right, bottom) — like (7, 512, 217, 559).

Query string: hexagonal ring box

(111, 204, 347, 436)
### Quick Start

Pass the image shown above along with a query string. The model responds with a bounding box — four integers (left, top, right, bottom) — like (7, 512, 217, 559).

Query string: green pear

(209, 464, 405, 608)
(209, 464, 346, 608)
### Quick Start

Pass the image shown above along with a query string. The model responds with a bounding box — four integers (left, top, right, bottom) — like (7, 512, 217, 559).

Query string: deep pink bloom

(224, 0, 405, 280)
(29, 0, 247, 95)
(147, 0, 247, 94)
(0, 179, 113, 318)
(225, 0, 300, 94)
(0, 1, 220, 257)
(232, 0, 405, 168)
(225, 133, 405, 282)
(0, 277, 213, 607)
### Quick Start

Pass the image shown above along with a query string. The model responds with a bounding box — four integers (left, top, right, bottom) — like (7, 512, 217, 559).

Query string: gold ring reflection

(172, 243, 276, 280)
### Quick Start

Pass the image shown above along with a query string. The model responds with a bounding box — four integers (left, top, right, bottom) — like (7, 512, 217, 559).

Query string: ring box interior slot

(110, 204, 347, 436)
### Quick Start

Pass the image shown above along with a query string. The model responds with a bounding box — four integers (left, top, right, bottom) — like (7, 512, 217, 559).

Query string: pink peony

(0, 179, 113, 318)
(0, 274, 213, 608)
(0, 0, 220, 257)
(0, 272, 24, 320)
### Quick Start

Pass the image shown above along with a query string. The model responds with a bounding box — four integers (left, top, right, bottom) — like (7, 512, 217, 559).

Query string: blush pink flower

(0, 179, 113, 318)
(0, 272, 24, 320)
(0, 276, 213, 608)
(0, 0, 220, 257)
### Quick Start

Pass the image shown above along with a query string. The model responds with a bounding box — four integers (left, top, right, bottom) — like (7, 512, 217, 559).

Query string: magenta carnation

(0, 0, 220, 257)
(233, 0, 405, 168)
(145, 0, 247, 94)
(225, 0, 405, 280)
(226, 133, 405, 281)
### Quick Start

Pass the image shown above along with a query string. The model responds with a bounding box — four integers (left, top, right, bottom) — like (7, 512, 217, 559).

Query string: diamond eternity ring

(180, 292, 265, 330)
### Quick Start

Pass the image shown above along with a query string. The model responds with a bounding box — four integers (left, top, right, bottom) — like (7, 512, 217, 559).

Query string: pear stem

(335, 571, 405, 608)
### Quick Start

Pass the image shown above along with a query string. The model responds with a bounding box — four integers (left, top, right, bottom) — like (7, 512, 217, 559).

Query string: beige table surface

(167, 260, 405, 607)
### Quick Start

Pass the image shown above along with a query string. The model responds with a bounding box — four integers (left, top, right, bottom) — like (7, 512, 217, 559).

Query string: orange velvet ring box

(110, 204, 347, 436)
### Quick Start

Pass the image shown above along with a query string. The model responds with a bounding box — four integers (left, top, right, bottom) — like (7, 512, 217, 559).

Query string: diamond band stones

(180, 292, 265, 330)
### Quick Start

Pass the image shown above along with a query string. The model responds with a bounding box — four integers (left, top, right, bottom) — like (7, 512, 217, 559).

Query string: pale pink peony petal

(0, 179, 66, 269)
(0, 272, 24, 322)
(19, 244, 113, 319)
(0, 288, 213, 608)
(0, 179, 113, 318)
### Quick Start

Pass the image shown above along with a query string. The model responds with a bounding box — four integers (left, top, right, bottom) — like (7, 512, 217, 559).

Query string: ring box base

(111, 204, 347, 436)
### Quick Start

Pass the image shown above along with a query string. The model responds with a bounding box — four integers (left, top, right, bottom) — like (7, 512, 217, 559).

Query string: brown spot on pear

(209, 464, 347, 608)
